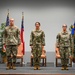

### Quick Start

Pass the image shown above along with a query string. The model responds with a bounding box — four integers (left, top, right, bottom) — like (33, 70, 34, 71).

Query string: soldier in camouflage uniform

(56, 24, 71, 70)
(30, 22, 45, 70)
(70, 24, 75, 63)
(3, 18, 21, 70)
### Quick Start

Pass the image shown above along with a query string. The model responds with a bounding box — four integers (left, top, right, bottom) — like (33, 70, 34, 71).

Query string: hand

(2, 49, 6, 52)
(42, 46, 44, 50)
(31, 46, 33, 49)
(31, 46, 33, 53)
(2, 45, 6, 52)
(69, 56, 73, 60)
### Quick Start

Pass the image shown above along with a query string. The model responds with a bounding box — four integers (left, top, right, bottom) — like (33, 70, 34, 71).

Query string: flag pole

(21, 12, 25, 65)
(22, 12, 23, 16)
(22, 12, 24, 20)
(7, 9, 9, 17)
(8, 9, 9, 13)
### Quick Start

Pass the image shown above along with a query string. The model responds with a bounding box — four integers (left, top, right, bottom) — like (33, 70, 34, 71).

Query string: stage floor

(0, 62, 75, 75)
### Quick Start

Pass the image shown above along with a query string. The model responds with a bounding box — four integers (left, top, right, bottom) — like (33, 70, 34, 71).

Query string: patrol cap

(62, 24, 67, 27)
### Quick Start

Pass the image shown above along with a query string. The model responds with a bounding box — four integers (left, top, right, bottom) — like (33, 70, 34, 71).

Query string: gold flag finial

(22, 12, 24, 19)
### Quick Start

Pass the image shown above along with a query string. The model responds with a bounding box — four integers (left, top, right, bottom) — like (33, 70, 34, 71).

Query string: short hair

(10, 18, 14, 21)
(62, 24, 67, 27)
(35, 22, 40, 26)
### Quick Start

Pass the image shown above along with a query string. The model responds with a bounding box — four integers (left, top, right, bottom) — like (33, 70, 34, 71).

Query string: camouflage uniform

(3, 25, 21, 64)
(30, 30, 45, 66)
(56, 31, 71, 66)
(70, 26, 75, 63)
(71, 34, 75, 57)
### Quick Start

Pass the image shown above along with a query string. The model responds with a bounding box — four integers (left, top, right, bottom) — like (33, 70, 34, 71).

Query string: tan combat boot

(6, 63, 11, 70)
(34, 66, 37, 70)
(65, 65, 68, 70)
(12, 63, 16, 70)
(61, 66, 65, 70)
(65, 67, 68, 70)
(37, 66, 40, 70)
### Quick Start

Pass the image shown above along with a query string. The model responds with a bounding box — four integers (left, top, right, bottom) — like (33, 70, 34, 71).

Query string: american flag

(6, 9, 9, 26)
(21, 12, 25, 55)
(71, 22, 75, 35)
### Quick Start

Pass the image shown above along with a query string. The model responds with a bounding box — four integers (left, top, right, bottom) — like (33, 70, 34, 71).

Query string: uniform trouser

(73, 46, 75, 57)
(32, 46, 42, 66)
(6, 45, 17, 64)
(60, 47, 69, 66)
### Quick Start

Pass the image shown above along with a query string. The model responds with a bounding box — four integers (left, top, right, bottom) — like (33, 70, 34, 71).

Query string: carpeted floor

(0, 62, 75, 75)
